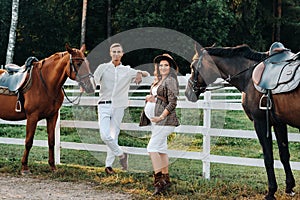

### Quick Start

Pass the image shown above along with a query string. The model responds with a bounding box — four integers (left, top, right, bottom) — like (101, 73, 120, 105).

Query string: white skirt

(147, 125, 175, 154)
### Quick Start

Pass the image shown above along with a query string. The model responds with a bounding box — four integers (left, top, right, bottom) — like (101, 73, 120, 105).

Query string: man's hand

(134, 72, 143, 84)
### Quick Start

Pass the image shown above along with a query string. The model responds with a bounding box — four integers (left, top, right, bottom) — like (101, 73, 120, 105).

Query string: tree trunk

(272, 0, 282, 42)
(81, 0, 88, 46)
(6, 0, 19, 64)
(107, 0, 112, 38)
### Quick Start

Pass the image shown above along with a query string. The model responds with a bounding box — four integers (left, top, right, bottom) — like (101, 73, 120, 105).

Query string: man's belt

(98, 100, 112, 104)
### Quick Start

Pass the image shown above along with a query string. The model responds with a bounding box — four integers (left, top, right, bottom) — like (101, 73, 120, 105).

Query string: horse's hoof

(21, 170, 31, 175)
(50, 166, 57, 172)
(264, 194, 276, 200)
(286, 190, 295, 197)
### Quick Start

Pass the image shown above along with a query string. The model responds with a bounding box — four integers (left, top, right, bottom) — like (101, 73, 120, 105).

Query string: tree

(272, 0, 282, 42)
(107, 0, 112, 38)
(5, 0, 19, 64)
(81, 0, 88, 46)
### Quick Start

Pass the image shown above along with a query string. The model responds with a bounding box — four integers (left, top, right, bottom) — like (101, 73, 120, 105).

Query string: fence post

(202, 91, 211, 179)
(54, 109, 61, 164)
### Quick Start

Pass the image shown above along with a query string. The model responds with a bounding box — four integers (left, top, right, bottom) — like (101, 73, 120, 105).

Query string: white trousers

(97, 104, 125, 167)
(147, 125, 175, 154)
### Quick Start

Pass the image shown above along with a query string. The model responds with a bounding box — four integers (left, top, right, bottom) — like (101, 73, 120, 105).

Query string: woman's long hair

(152, 61, 179, 88)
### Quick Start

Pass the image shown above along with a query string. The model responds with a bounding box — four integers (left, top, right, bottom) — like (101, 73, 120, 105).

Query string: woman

(140, 53, 180, 195)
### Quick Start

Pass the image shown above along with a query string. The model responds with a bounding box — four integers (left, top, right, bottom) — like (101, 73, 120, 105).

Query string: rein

(224, 51, 285, 83)
(62, 86, 83, 105)
(193, 50, 279, 92)
(203, 67, 252, 92)
(37, 53, 91, 105)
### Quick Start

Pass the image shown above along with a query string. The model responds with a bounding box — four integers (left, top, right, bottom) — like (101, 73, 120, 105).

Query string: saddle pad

(0, 86, 16, 95)
(254, 67, 300, 94)
(278, 60, 300, 84)
(252, 62, 265, 85)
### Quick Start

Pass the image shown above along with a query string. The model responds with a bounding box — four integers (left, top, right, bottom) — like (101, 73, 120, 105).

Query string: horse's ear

(192, 43, 199, 61)
(65, 43, 73, 54)
(80, 44, 86, 53)
(193, 43, 204, 59)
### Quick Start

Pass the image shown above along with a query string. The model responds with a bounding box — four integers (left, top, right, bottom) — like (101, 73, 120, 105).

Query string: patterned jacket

(139, 75, 180, 127)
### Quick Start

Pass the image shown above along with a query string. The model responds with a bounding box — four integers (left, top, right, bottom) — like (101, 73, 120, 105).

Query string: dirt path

(0, 174, 132, 200)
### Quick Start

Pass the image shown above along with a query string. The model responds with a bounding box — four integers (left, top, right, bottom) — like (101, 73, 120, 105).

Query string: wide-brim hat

(153, 53, 178, 71)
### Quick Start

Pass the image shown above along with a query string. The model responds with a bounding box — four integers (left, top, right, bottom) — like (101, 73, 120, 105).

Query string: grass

(1, 147, 299, 199)
(0, 107, 299, 199)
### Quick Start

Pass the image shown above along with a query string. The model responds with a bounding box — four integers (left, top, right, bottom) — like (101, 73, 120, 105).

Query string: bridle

(69, 54, 94, 87)
(63, 54, 94, 105)
(188, 52, 207, 94)
(189, 49, 255, 94)
(70, 54, 94, 85)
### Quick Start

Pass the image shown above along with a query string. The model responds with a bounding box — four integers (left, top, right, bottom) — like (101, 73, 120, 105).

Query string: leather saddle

(252, 50, 300, 94)
(0, 57, 38, 92)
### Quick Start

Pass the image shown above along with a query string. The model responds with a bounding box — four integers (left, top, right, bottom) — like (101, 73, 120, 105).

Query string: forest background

(0, 0, 299, 75)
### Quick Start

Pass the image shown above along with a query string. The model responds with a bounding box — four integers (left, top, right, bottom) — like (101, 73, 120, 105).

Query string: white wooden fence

(0, 75, 299, 179)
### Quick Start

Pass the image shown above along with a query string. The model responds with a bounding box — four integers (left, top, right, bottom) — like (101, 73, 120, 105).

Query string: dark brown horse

(185, 44, 300, 200)
(0, 44, 95, 174)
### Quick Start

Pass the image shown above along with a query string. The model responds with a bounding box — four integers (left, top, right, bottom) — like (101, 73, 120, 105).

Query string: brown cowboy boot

(152, 172, 166, 195)
(162, 173, 171, 189)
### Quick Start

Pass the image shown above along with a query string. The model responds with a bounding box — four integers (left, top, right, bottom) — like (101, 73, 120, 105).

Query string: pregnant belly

(144, 102, 155, 119)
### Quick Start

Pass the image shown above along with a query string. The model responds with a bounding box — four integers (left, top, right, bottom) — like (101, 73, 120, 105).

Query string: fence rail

(0, 75, 299, 179)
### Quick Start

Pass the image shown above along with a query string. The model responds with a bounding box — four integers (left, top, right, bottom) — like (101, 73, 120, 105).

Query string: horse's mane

(205, 44, 268, 61)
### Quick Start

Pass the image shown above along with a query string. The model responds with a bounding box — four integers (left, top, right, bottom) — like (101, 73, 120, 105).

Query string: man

(94, 43, 149, 174)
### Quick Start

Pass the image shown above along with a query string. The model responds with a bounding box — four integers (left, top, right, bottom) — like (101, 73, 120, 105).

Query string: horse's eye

(76, 61, 83, 67)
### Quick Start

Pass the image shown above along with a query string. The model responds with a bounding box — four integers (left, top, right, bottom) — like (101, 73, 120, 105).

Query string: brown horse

(185, 44, 300, 200)
(0, 44, 95, 174)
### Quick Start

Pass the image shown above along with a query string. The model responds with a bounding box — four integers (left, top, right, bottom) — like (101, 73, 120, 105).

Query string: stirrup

(259, 94, 272, 110)
(15, 100, 22, 112)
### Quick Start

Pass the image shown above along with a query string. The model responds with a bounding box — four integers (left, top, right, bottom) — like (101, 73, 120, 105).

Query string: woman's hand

(145, 95, 155, 102)
(151, 116, 161, 123)
(150, 115, 165, 123)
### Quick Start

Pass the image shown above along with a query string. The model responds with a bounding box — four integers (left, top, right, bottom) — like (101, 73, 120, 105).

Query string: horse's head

(185, 44, 220, 102)
(185, 44, 269, 102)
(65, 44, 96, 94)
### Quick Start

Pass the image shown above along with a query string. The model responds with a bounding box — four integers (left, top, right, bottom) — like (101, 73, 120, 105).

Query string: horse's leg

(254, 119, 277, 200)
(21, 116, 38, 175)
(46, 112, 59, 171)
(273, 123, 295, 196)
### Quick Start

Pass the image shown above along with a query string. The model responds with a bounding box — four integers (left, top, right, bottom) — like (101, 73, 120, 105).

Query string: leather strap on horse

(258, 90, 272, 138)
(15, 60, 35, 112)
(62, 86, 83, 105)
(15, 92, 24, 112)
(266, 89, 271, 138)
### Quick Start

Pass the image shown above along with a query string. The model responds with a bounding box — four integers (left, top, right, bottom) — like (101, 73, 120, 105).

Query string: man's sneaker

(105, 167, 115, 175)
(119, 153, 128, 170)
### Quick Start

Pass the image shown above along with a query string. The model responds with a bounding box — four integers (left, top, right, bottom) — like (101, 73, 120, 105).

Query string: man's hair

(110, 43, 123, 51)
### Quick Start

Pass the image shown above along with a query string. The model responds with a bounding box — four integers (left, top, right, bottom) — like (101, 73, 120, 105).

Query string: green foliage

(113, 0, 234, 46)
(1, 0, 300, 67)
(1, 0, 107, 65)
(0, 0, 12, 65)
(13, 0, 82, 65)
